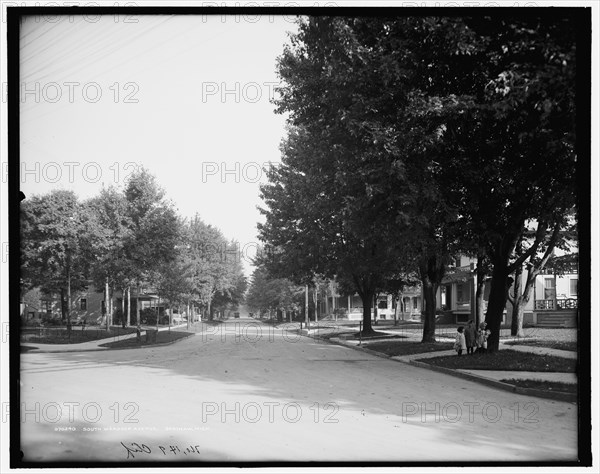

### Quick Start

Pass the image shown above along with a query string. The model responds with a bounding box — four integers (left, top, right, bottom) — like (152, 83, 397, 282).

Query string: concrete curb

(311, 333, 577, 403)
(409, 360, 577, 403)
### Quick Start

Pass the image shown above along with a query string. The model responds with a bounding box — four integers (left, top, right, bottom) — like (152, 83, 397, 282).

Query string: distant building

(316, 251, 578, 327)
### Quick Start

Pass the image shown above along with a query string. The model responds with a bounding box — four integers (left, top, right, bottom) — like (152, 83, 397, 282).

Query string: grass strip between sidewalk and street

(504, 340, 577, 352)
(99, 331, 193, 349)
(21, 326, 139, 344)
(500, 378, 577, 394)
(422, 349, 576, 372)
(362, 341, 454, 357)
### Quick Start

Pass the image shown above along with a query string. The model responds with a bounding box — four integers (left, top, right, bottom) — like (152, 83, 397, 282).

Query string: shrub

(140, 308, 158, 325)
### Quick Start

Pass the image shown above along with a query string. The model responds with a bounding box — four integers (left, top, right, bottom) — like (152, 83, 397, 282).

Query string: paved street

(19, 318, 578, 463)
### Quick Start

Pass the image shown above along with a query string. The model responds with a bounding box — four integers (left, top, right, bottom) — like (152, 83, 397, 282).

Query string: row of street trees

(21, 168, 246, 331)
(257, 14, 581, 351)
(245, 267, 305, 321)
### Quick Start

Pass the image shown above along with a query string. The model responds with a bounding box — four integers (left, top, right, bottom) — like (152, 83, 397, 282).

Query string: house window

(413, 297, 418, 310)
(456, 283, 468, 303)
(570, 279, 578, 296)
(41, 300, 51, 313)
(80, 298, 87, 311)
(544, 278, 556, 299)
(378, 299, 387, 309)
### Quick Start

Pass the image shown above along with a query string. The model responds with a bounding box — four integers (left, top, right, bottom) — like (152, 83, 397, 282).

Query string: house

(317, 249, 578, 328)
(316, 284, 422, 322)
(438, 254, 578, 327)
(20, 284, 170, 326)
(507, 268, 578, 327)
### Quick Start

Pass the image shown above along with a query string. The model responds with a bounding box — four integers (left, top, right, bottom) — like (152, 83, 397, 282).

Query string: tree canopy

(258, 14, 580, 345)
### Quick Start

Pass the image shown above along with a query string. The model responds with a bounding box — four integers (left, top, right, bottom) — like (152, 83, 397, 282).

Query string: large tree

(407, 15, 579, 350)
(122, 168, 180, 326)
(246, 267, 303, 321)
(186, 215, 242, 320)
(21, 190, 98, 331)
(87, 186, 133, 328)
(260, 17, 430, 335)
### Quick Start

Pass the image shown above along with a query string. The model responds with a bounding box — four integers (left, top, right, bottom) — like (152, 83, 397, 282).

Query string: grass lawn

(99, 330, 193, 349)
(505, 340, 577, 352)
(21, 326, 139, 344)
(344, 331, 408, 341)
(363, 341, 454, 357)
(424, 349, 576, 372)
(501, 378, 577, 394)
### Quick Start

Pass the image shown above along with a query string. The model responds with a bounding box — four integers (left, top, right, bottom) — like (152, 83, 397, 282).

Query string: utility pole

(105, 277, 110, 331)
(314, 280, 319, 324)
(305, 284, 309, 330)
(331, 280, 337, 321)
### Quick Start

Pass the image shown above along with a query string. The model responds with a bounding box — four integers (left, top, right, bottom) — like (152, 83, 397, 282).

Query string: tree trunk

(121, 288, 126, 328)
(105, 278, 110, 331)
(485, 263, 512, 352)
(60, 288, 67, 321)
(358, 289, 375, 335)
(110, 285, 114, 327)
(331, 282, 337, 321)
(126, 286, 131, 327)
(156, 302, 160, 330)
(135, 284, 141, 327)
(187, 300, 191, 330)
(511, 263, 538, 338)
(313, 284, 319, 323)
(66, 265, 72, 336)
(510, 264, 523, 336)
(475, 255, 486, 328)
(373, 294, 378, 326)
(394, 294, 400, 326)
(511, 300, 525, 338)
(421, 279, 437, 343)
(305, 284, 309, 329)
(419, 254, 446, 343)
(476, 279, 486, 328)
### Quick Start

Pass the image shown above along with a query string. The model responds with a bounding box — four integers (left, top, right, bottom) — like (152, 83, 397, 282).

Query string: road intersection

(19, 318, 578, 462)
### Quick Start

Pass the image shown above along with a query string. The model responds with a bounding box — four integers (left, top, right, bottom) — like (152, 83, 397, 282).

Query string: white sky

(19, 13, 298, 276)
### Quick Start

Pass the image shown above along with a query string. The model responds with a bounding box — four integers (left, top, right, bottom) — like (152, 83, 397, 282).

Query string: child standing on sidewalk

(454, 326, 466, 356)
(477, 322, 490, 353)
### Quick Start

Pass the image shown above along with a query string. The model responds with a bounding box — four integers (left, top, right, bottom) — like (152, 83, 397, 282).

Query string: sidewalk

(322, 334, 578, 402)
(21, 323, 192, 353)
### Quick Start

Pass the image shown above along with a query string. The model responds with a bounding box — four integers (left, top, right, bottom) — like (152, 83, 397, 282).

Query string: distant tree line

(21, 168, 247, 331)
